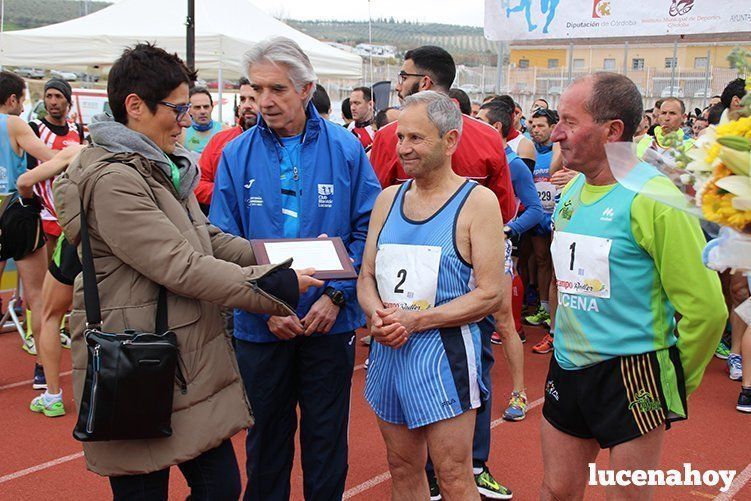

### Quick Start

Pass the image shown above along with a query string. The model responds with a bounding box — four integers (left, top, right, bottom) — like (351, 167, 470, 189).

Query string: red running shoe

(532, 334, 554, 354)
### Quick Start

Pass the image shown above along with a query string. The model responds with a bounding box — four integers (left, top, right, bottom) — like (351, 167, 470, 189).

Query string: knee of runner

(433, 456, 471, 485)
(385, 448, 423, 478)
(541, 477, 582, 500)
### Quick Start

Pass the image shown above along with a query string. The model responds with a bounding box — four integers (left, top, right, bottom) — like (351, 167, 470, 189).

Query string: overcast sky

(106, 0, 484, 27)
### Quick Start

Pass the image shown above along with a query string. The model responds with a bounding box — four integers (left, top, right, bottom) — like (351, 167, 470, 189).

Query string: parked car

(206, 80, 238, 90)
(75, 72, 100, 83)
(15, 67, 45, 79)
(660, 86, 684, 98)
(50, 70, 77, 82)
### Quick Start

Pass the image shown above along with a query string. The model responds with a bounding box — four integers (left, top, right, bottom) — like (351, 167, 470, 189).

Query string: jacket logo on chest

(318, 184, 334, 208)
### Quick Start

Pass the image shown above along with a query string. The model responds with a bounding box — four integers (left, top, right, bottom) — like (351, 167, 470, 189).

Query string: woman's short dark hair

(0, 71, 25, 106)
(189, 86, 213, 106)
(108, 43, 197, 124)
(404, 46, 456, 92)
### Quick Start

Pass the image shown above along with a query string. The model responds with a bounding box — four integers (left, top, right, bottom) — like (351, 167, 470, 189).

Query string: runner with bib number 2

(358, 91, 506, 501)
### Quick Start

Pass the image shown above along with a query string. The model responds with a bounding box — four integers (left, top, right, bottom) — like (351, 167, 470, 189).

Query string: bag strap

(79, 197, 168, 333)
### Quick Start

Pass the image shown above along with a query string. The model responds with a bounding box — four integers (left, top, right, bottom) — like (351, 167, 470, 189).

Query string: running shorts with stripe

(542, 345, 687, 448)
(366, 323, 485, 429)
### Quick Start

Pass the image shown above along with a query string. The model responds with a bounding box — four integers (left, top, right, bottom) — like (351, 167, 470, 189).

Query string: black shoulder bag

(73, 199, 184, 442)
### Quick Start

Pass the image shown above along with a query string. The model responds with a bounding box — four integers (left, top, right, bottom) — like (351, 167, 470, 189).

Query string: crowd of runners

(0, 35, 749, 500)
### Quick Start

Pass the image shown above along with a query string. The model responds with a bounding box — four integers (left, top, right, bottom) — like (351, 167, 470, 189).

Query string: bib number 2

(375, 244, 441, 311)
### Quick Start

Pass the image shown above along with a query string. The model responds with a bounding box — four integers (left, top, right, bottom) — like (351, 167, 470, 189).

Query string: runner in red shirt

(347, 86, 375, 151)
(369, 45, 515, 501)
(370, 62, 515, 224)
(28, 78, 85, 249)
(195, 77, 258, 211)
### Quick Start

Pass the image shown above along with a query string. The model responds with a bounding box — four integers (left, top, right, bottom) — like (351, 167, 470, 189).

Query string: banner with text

(485, 0, 750, 41)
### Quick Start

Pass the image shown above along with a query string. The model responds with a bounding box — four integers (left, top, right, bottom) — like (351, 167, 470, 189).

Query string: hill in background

(3, 1, 497, 65)
(3, 0, 110, 30)
(287, 19, 498, 65)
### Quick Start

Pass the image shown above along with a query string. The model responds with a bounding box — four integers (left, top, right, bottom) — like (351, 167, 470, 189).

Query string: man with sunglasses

(370, 44, 515, 501)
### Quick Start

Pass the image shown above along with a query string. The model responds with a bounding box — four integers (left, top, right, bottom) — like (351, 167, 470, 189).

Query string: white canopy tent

(0, 0, 362, 80)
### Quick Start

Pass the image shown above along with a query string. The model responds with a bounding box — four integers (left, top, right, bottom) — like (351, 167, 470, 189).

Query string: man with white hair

(209, 37, 382, 500)
(359, 90, 505, 500)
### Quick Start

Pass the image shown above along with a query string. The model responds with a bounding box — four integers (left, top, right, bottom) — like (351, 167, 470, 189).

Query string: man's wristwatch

(503, 225, 513, 237)
(324, 286, 345, 307)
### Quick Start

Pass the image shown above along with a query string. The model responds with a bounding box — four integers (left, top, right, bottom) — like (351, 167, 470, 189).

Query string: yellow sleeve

(631, 176, 727, 396)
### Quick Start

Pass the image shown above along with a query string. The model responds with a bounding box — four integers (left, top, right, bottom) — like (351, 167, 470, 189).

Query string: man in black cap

(28, 78, 85, 254)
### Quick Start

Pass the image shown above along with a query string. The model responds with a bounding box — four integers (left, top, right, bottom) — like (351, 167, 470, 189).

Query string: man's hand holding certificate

(251, 236, 358, 280)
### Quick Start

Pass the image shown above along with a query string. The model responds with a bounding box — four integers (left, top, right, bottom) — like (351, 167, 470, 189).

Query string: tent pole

(218, 57, 223, 124)
(186, 0, 195, 72)
(0, 0, 5, 71)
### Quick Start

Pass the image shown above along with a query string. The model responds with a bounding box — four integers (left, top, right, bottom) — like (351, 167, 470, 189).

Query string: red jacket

(369, 115, 516, 223)
(195, 126, 243, 205)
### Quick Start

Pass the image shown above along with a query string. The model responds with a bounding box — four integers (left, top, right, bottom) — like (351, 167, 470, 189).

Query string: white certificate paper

(264, 240, 344, 271)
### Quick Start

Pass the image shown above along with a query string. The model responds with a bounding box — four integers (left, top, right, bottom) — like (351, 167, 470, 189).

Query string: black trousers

(235, 332, 356, 501)
(108, 439, 240, 501)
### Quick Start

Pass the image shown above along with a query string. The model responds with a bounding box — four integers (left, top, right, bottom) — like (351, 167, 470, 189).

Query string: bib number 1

(551, 231, 612, 299)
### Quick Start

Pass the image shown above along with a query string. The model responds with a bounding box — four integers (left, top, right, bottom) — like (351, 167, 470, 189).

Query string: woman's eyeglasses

(158, 100, 192, 122)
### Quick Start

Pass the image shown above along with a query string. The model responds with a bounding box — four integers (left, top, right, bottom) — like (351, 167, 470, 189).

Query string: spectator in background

(490, 95, 536, 165)
(707, 102, 725, 126)
(531, 97, 549, 112)
(194, 77, 258, 212)
(341, 97, 353, 127)
(448, 87, 472, 115)
(183, 86, 226, 154)
(637, 97, 692, 159)
(647, 99, 663, 137)
(709, 94, 722, 107)
(0, 70, 57, 379)
(348, 86, 375, 149)
(311, 83, 331, 119)
(471, 100, 481, 117)
(691, 116, 708, 138)
(721, 78, 747, 118)
(633, 113, 651, 144)
(373, 107, 399, 131)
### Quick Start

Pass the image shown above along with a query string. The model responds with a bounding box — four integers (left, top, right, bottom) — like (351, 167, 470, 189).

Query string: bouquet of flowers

(606, 48, 751, 272)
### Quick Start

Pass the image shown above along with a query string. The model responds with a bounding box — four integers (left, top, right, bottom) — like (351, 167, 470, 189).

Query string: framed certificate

(250, 237, 358, 280)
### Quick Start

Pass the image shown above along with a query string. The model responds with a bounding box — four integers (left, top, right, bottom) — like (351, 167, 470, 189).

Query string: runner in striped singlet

(358, 91, 506, 500)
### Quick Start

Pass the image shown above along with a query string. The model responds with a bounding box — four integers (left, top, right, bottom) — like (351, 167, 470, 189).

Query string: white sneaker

(728, 354, 743, 381)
